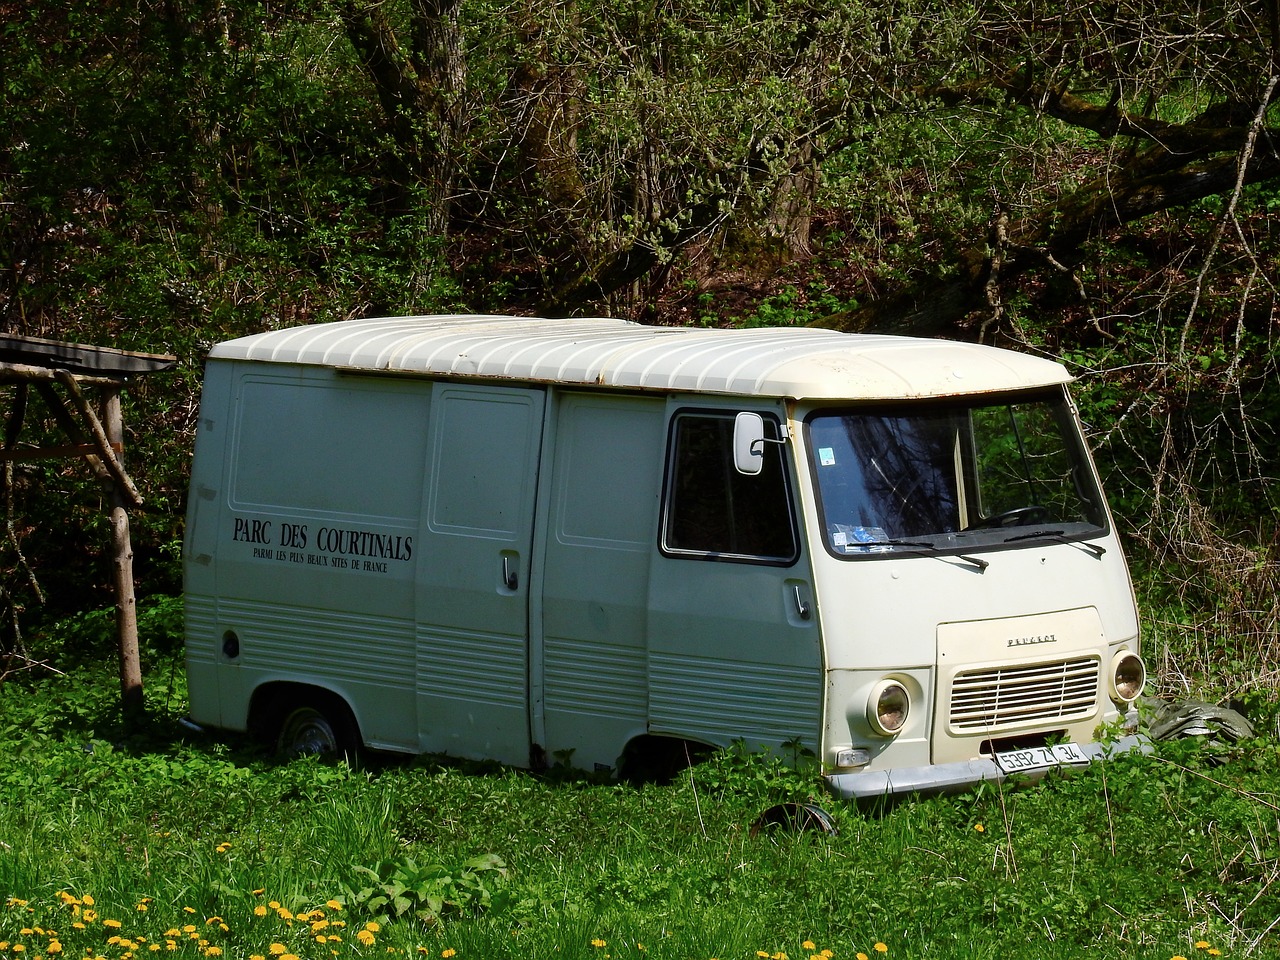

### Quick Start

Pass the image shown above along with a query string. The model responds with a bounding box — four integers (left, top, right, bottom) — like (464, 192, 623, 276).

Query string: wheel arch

(247, 680, 362, 745)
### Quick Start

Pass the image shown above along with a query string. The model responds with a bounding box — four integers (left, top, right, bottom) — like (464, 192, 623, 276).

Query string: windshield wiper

(859, 538, 989, 572)
(1003, 529, 1106, 558)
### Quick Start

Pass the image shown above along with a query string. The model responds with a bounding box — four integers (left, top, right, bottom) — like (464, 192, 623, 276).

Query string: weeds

(2, 638, 1279, 959)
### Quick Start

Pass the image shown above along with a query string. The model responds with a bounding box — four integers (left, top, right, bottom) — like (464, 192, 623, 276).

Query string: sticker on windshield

(831, 524, 889, 553)
(818, 447, 836, 466)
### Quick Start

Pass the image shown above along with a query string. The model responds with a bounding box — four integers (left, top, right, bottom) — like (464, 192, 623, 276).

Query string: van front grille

(949, 656, 1099, 732)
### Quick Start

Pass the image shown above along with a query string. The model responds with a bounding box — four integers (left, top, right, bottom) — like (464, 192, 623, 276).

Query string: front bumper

(824, 734, 1151, 801)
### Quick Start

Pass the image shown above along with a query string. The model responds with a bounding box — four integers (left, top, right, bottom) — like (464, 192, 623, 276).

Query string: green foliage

(345, 854, 510, 926)
(3, 653, 1279, 958)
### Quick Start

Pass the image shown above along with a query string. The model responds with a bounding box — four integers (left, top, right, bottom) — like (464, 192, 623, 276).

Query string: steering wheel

(976, 505, 1051, 529)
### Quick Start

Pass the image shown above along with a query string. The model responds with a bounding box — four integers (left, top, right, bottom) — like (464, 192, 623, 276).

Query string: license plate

(995, 742, 1090, 775)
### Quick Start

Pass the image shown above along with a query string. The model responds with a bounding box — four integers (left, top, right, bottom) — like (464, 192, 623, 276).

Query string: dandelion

(591, 942, 607, 950)
(874, 946, 888, 955)
(364, 923, 381, 934)
(102, 922, 122, 931)
(1172, 956, 1188, 960)
(857, 954, 869, 960)
(441, 952, 457, 959)
(183, 909, 196, 916)
(326, 901, 342, 912)
(269, 944, 288, 956)
(1207, 951, 1222, 957)
(250, 955, 265, 960)
(803, 945, 816, 953)
(48, 942, 63, 954)
(281, 954, 300, 960)
(1194, 944, 1210, 951)
(356, 930, 376, 948)
(182, 927, 196, 935)
(974, 824, 985, 833)
(254, 906, 269, 918)
(204, 949, 223, 957)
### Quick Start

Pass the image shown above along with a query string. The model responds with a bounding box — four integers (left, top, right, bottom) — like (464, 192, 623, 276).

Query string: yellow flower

(974, 824, 985, 833)
(254, 906, 268, 918)
(277, 908, 294, 921)
(356, 930, 376, 947)
(591, 942, 607, 950)
(1207, 952, 1221, 957)
(102, 921, 122, 931)
(326, 901, 342, 912)
(857, 954, 869, 960)
(13, 944, 26, 952)
(821, 952, 833, 958)
(281, 954, 300, 960)
(250, 955, 265, 960)
(1172, 955, 1188, 960)
(269, 945, 287, 956)
(311, 920, 330, 933)
(441, 952, 456, 960)
(204, 949, 223, 957)
(803, 945, 816, 953)
(758, 953, 771, 958)
(82, 913, 97, 924)
(874, 947, 888, 955)
(82, 898, 94, 908)
(364, 923, 381, 934)
(182, 927, 196, 935)
(252, 890, 265, 897)
(48, 943, 63, 954)
(1195, 944, 1210, 951)
(183, 909, 196, 916)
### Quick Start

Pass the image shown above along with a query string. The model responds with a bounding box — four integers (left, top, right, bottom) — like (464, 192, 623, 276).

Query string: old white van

(183, 315, 1146, 798)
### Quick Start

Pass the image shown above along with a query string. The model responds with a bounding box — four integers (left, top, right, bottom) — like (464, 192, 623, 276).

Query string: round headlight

(867, 679, 910, 736)
(1110, 651, 1146, 704)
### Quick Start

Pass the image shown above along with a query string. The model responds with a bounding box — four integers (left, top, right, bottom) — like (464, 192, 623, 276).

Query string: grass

(3, 596, 1280, 960)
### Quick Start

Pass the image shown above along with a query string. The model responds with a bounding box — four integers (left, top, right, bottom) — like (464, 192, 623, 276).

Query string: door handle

(502, 554, 519, 591)
(792, 583, 811, 620)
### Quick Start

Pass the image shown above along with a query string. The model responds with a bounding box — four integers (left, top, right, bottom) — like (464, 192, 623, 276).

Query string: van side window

(662, 413, 797, 562)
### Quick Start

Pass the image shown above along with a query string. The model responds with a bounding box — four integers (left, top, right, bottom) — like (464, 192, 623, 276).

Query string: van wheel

(277, 701, 360, 765)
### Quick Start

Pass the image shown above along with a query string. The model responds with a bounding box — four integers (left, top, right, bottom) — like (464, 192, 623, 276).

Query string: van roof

(209, 315, 1072, 400)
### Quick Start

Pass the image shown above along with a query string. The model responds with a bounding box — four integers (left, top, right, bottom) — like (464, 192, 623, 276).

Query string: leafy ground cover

(2, 605, 1279, 960)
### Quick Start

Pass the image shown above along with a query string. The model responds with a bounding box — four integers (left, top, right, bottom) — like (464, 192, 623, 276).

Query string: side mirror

(733, 411, 765, 475)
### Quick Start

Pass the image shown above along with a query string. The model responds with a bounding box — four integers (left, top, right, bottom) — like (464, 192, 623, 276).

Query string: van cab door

(646, 404, 823, 755)
(415, 384, 545, 765)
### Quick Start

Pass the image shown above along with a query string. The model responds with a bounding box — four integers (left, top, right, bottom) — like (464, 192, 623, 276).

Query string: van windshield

(806, 390, 1107, 557)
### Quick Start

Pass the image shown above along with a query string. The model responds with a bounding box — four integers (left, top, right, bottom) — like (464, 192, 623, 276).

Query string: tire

(276, 698, 361, 765)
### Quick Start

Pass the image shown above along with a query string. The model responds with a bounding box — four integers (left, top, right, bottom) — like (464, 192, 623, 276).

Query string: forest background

(2, 4, 1280, 959)
(1, 0, 1278, 700)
